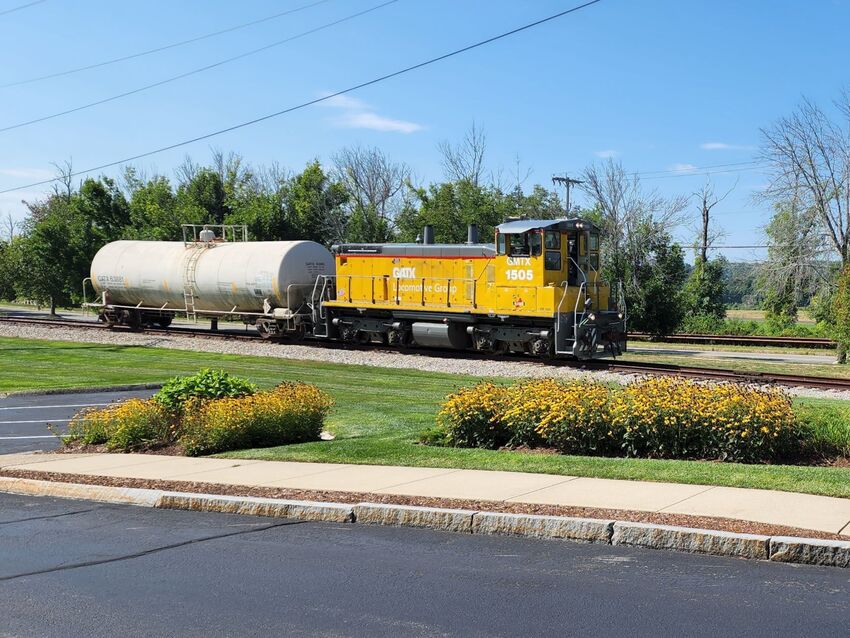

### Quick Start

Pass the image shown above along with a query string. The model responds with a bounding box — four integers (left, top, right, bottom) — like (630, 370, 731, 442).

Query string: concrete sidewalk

(2, 452, 849, 537)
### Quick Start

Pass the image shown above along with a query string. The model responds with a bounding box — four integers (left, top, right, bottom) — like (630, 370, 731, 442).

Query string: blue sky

(1, 0, 849, 261)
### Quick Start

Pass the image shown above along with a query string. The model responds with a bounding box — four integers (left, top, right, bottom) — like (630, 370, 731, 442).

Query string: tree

(757, 201, 822, 326)
(396, 180, 514, 244)
(126, 174, 181, 240)
(16, 208, 77, 314)
(333, 146, 409, 242)
(2, 213, 18, 242)
(831, 265, 850, 362)
(683, 180, 731, 322)
(761, 91, 850, 265)
(580, 159, 688, 333)
(176, 167, 230, 224)
(684, 256, 727, 321)
(438, 123, 487, 187)
(283, 161, 348, 245)
(627, 235, 689, 336)
(0, 237, 20, 301)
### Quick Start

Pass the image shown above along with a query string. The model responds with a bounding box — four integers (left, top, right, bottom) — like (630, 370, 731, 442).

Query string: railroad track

(629, 332, 835, 349)
(3, 315, 850, 392)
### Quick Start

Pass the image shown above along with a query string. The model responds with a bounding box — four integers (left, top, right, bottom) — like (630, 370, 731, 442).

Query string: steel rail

(629, 332, 835, 349)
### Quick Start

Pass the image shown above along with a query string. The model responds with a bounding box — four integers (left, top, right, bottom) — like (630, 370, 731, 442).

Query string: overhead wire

(0, 0, 332, 88)
(0, 0, 605, 195)
(0, 0, 398, 133)
(0, 0, 45, 18)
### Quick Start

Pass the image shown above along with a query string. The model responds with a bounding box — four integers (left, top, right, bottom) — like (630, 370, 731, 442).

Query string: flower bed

(66, 371, 333, 455)
(433, 377, 801, 463)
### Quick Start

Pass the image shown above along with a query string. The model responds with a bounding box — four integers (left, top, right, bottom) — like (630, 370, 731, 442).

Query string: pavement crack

(0, 519, 305, 582)
(0, 508, 95, 526)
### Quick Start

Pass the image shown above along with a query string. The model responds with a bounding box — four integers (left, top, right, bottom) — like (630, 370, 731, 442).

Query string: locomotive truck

(86, 220, 627, 359)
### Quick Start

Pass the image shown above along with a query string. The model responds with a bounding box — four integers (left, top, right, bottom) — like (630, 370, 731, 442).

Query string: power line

(640, 163, 769, 180)
(0, 0, 331, 88)
(0, 0, 604, 195)
(635, 160, 763, 176)
(558, 160, 771, 181)
(0, 0, 397, 133)
(0, 0, 45, 18)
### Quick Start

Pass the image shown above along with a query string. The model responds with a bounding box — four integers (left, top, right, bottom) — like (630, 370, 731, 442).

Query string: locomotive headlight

(587, 313, 596, 322)
(617, 312, 624, 320)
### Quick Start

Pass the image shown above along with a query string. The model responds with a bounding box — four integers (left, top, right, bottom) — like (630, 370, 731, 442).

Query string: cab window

(544, 230, 560, 250)
(497, 232, 506, 255)
(545, 251, 561, 271)
(507, 232, 542, 257)
(529, 232, 542, 256)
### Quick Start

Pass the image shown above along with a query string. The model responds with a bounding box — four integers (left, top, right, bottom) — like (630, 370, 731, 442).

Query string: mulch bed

(1, 467, 845, 542)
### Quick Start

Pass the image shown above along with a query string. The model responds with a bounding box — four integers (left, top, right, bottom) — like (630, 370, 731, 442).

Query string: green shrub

(797, 402, 850, 460)
(179, 382, 333, 456)
(154, 368, 256, 414)
(680, 314, 726, 334)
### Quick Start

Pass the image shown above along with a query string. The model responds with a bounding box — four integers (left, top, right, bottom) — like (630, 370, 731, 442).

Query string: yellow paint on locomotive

(324, 224, 610, 319)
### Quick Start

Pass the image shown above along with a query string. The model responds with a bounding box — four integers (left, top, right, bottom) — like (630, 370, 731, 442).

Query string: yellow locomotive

(315, 218, 626, 359)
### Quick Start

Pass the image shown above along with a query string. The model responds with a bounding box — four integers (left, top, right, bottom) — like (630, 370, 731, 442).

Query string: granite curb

(1, 477, 847, 568)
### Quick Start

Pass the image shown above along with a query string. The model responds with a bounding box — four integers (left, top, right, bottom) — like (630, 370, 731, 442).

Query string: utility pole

(552, 174, 584, 214)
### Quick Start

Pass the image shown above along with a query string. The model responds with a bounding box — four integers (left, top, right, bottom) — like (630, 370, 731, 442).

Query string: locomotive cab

(493, 218, 625, 358)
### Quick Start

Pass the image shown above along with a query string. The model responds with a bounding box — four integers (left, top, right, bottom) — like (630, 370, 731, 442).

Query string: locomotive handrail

(573, 280, 587, 351)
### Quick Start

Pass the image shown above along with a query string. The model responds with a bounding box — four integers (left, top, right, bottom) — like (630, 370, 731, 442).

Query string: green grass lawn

(2, 335, 850, 498)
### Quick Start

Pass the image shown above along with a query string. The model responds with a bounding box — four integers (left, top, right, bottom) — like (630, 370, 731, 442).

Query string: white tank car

(90, 240, 334, 315)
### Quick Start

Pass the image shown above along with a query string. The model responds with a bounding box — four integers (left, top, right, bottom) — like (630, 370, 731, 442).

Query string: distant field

(726, 308, 816, 325)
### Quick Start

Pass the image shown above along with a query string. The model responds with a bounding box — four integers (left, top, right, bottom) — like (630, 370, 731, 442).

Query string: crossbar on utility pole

(552, 174, 584, 214)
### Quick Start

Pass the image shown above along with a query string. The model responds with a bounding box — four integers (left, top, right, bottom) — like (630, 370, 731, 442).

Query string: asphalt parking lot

(0, 389, 154, 454)
(1, 492, 848, 638)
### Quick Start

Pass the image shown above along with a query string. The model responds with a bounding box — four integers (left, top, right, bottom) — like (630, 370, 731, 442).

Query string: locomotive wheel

(474, 334, 495, 352)
(530, 337, 552, 358)
(356, 331, 372, 345)
(387, 328, 408, 347)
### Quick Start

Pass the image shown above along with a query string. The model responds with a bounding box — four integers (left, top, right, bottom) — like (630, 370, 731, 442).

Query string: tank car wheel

(123, 310, 142, 331)
(156, 316, 172, 329)
(256, 319, 274, 340)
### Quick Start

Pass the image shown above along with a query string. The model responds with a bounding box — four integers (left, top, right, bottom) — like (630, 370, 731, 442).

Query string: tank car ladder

(182, 244, 205, 323)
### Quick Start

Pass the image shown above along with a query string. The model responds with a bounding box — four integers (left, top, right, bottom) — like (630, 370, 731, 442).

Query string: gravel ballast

(3, 323, 850, 400)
